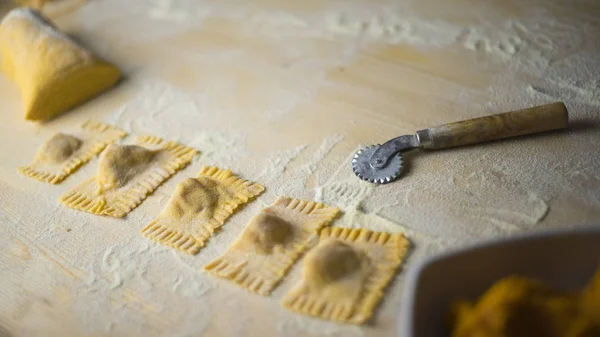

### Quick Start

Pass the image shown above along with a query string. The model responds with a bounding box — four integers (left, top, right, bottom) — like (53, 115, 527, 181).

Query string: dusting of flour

(1, 0, 599, 337)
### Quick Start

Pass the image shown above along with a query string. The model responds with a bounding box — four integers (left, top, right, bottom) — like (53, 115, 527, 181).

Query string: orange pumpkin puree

(450, 267, 600, 337)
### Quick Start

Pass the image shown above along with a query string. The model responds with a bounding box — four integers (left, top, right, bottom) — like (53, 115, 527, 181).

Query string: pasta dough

(282, 227, 409, 324)
(18, 121, 126, 184)
(60, 136, 197, 217)
(141, 166, 265, 254)
(204, 197, 339, 295)
(0, 8, 121, 121)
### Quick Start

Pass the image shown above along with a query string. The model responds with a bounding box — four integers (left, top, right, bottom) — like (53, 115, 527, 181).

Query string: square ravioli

(282, 227, 410, 324)
(60, 135, 198, 217)
(204, 197, 339, 295)
(18, 121, 126, 184)
(141, 166, 265, 254)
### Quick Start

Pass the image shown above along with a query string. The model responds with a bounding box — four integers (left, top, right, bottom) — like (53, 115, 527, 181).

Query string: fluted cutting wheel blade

(352, 145, 403, 184)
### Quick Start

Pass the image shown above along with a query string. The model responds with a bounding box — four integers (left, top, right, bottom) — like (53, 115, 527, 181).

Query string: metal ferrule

(416, 129, 432, 149)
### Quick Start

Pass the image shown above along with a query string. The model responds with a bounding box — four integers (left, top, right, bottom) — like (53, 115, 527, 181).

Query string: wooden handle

(417, 102, 568, 150)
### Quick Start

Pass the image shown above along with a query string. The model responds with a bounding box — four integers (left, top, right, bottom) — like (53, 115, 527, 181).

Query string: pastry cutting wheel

(353, 102, 569, 185)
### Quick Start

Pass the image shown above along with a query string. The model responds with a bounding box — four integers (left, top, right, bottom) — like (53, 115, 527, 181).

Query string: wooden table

(1, 0, 599, 336)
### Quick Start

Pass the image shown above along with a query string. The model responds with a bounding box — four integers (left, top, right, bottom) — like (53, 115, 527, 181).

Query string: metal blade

(352, 145, 404, 184)
(370, 134, 419, 169)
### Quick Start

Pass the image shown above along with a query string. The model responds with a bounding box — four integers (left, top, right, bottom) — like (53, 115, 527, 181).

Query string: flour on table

(315, 179, 373, 211)
(2, 0, 600, 336)
(257, 144, 308, 179)
(277, 313, 364, 337)
(528, 80, 600, 108)
(147, 0, 191, 22)
(0, 181, 213, 336)
(184, 131, 247, 168)
(105, 76, 248, 169)
(105, 78, 205, 136)
(301, 134, 344, 176)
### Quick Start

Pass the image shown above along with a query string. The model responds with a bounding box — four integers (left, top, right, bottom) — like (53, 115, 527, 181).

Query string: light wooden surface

(1, 1, 600, 336)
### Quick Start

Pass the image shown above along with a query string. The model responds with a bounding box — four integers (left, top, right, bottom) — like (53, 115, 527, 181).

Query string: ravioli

(141, 166, 265, 254)
(204, 197, 339, 295)
(19, 121, 126, 184)
(60, 135, 197, 217)
(282, 227, 409, 324)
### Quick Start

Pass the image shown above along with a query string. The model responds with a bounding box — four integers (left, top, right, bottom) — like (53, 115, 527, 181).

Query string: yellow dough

(282, 227, 409, 324)
(204, 197, 339, 295)
(141, 166, 265, 255)
(18, 121, 125, 184)
(60, 136, 197, 217)
(0, 7, 121, 121)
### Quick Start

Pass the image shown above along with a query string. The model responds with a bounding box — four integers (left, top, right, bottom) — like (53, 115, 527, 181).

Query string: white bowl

(399, 226, 600, 337)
